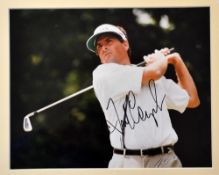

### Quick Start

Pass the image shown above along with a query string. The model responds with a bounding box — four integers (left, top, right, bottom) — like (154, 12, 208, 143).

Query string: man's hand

(143, 50, 166, 65)
(141, 50, 168, 86)
(143, 48, 174, 65)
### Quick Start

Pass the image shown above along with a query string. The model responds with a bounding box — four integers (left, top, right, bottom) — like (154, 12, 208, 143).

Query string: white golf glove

(143, 49, 166, 64)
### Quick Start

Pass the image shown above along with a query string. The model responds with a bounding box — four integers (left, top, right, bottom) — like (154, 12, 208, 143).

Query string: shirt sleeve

(93, 63, 144, 101)
(161, 77, 189, 113)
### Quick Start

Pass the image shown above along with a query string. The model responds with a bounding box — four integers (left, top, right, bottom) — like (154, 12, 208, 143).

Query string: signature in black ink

(106, 79, 166, 134)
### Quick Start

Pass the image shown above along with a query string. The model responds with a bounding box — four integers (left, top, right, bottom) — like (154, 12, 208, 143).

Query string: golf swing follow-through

(23, 23, 200, 168)
(23, 48, 174, 132)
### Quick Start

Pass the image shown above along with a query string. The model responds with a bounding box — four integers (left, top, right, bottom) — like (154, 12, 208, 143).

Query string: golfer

(86, 24, 200, 168)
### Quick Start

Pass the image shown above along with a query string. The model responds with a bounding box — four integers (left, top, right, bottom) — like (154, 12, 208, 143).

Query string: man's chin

(105, 57, 117, 63)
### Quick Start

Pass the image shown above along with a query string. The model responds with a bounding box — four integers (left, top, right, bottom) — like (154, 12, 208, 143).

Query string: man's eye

(96, 45, 102, 53)
(106, 39, 112, 43)
(96, 45, 101, 49)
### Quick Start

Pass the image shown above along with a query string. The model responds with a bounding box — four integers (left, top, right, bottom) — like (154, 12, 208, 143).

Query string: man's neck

(118, 56, 131, 65)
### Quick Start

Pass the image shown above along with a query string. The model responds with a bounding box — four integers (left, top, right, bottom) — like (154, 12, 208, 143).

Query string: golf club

(23, 48, 174, 132)
(23, 85, 93, 132)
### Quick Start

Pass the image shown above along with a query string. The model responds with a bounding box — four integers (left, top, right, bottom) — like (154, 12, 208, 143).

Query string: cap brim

(86, 32, 124, 53)
(86, 34, 98, 53)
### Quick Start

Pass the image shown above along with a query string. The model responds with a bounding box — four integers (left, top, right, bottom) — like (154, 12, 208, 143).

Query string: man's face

(95, 34, 129, 64)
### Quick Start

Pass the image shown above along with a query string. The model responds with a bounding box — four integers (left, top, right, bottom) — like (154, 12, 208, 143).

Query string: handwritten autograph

(106, 79, 166, 134)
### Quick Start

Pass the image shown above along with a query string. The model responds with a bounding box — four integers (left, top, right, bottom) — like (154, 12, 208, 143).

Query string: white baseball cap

(86, 24, 127, 53)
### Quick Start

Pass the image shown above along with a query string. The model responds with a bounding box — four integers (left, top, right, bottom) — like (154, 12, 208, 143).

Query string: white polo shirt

(93, 63, 189, 150)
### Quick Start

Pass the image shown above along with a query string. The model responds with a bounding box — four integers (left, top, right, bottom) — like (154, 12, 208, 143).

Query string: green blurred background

(10, 8, 211, 168)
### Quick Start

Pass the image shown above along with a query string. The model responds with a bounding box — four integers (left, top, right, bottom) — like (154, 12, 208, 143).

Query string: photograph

(10, 7, 211, 169)
(0, 0, 219, 175)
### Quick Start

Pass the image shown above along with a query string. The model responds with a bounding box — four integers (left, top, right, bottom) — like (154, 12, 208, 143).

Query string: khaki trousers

(108, 150, 182, 168)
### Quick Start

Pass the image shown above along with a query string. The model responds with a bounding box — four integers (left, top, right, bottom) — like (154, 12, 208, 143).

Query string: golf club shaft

(36, 85, 93, 114)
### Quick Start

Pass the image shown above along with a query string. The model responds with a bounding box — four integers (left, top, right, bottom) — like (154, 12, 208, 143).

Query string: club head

(23, 112, 35, 132)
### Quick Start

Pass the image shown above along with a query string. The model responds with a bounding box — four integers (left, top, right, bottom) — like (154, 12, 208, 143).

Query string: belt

(113, 145, 174, 156)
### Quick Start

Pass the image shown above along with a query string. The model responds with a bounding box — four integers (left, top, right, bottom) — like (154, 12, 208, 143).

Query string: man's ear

(122, 40, 129, 51)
